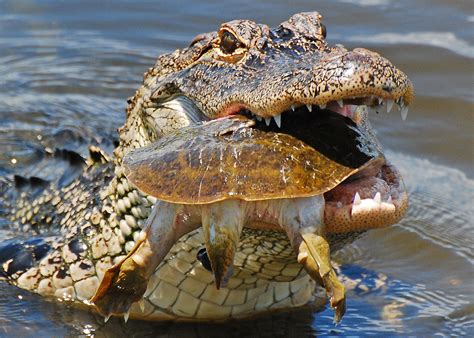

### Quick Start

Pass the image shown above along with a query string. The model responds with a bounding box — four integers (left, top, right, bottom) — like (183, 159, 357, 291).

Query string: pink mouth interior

(324, 164, 404, 207)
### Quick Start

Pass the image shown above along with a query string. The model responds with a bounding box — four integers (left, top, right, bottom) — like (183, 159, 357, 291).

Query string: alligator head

(93, 12, 413, 322)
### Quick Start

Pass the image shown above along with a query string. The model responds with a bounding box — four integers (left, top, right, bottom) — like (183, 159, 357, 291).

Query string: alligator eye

(320, 24, 327, 38)
(220, 31, 240, 54)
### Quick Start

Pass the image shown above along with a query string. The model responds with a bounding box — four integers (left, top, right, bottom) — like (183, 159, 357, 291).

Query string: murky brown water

(0, 0, 473, 336)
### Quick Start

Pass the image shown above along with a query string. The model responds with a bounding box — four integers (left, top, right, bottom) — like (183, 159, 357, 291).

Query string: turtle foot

(91, 245, 148, 319)
(298, 233, 346, 323)
(201, 200, 245, 289)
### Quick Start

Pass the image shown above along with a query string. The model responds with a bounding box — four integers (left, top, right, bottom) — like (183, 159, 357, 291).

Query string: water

(0, 0, 473, 336)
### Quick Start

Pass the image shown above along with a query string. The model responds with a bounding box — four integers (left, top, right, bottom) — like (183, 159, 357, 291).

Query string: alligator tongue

(123, 112, 383, 204)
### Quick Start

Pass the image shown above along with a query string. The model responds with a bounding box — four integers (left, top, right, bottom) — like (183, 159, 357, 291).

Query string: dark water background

(0, 0, 473, 336)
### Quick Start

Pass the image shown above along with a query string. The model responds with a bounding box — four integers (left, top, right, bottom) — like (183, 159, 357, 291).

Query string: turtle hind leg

(276, 195, 346, 323)
(91, 250, 148, 320)
(298, 233, 346, 323)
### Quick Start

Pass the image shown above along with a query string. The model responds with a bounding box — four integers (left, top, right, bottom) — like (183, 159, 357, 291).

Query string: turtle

(91, 109, 385, 323)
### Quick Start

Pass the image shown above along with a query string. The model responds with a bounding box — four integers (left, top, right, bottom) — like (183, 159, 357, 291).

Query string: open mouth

(221, 96, 409, 233)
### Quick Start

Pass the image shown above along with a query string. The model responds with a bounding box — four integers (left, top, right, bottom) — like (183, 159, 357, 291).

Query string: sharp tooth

(306, 104, 312, 112)
(291, 104, 296, 111)
(273, 114, 282, 128)
(398, 98, 405, 108)
(124, 310, 130, 323)
(265, 117, 271, 126)
(374, 192, 381, 204)
(337, 100, 343, 108)
(387, 195, 392, 203)
(386, 99, 394, 113)
(104, 315, 111, 323)
(319, 103, 326, 109)
(378, 97, 383, 105)
(400, 107, 408, 121)
(353, 110, 362, 123)
(353, 192, 361, 205)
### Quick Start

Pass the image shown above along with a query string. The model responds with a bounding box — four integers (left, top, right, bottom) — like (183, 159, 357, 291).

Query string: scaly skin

(0, 12, 412, 322)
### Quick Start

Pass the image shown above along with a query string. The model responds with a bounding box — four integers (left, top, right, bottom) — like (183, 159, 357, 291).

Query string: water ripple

(349, 32, 474, 58)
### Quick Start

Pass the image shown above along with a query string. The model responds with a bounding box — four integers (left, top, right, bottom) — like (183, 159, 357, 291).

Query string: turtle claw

(138, 298, 146, 312)
(91, 249, 148, 319)
(299, 233, 346, 323)
(201, 200, 245, 289)
(332, 291, 346, 324)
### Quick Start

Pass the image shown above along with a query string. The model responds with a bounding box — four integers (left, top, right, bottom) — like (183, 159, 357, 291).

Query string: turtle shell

(123, 115, 380, 204)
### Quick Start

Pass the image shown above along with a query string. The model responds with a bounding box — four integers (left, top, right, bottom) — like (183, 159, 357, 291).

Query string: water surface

(0, 0, 473, 336)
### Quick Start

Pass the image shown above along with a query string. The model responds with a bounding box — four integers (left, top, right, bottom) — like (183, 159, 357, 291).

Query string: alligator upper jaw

(223, 94, 410, 128)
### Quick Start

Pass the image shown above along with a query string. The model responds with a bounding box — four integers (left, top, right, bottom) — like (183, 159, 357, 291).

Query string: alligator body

(0, 12, 412, 322)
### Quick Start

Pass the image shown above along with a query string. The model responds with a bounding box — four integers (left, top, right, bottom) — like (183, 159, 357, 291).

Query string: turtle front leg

(91, 201, 200, 321)
(276, 195, 346, 323)
(201, 200, 246, 289)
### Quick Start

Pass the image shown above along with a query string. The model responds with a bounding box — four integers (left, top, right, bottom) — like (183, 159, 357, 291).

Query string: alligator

(0, 12, 413, 323)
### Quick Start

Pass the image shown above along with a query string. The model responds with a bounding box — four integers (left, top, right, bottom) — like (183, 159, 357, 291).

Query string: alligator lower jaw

(232, 163, 407, 235)
(323, 163, 408, 233)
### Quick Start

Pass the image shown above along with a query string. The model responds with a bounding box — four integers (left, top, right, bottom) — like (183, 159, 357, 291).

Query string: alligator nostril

(196, 247, 213, 272)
